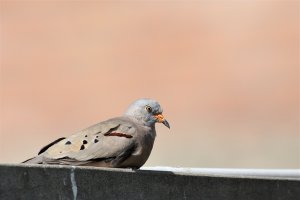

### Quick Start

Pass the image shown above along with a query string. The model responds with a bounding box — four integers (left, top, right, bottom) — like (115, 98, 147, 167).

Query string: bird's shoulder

(80, 116, 139, 136)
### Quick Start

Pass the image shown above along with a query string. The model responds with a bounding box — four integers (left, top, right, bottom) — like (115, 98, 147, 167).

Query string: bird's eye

(145, 105, 152, 113)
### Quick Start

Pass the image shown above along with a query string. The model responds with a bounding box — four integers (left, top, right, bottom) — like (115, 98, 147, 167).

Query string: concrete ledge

(0, 164, 299, 200)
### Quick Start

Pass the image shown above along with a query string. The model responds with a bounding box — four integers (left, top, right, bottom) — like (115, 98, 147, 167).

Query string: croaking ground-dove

(23, 99, 170, 169)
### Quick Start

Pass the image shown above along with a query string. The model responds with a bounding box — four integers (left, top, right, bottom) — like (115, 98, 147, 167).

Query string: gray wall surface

(0, 164, 299, 200)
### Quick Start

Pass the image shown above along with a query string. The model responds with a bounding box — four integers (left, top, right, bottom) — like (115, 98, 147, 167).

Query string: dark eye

(145, 105, 152, 113)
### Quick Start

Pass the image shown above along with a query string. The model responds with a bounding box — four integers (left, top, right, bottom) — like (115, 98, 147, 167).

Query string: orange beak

(154, 114, 170, 129)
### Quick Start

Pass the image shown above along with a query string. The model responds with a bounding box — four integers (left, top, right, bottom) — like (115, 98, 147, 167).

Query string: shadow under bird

(23, 98, 170, 169)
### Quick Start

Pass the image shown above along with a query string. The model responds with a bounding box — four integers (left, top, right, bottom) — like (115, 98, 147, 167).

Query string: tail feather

(22, 137, 66, 164)
(22, 155, 44, 164)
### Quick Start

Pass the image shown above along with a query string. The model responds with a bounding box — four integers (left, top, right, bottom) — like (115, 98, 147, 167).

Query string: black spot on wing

(94, 139, 99, 143)
(83, 140, 88, 144)
(38, 137, 66, 155)
(80, 145, 85, 150)
(65, 141, 71, 145)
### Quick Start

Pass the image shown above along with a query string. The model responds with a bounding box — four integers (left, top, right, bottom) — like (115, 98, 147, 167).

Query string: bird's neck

(124, 115, 156, 129)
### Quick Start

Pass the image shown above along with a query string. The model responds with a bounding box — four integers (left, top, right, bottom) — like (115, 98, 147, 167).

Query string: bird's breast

(120, 128, 156, 168)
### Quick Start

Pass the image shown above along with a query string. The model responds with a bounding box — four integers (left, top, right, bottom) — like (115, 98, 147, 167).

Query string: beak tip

(162, 120, 170, 129)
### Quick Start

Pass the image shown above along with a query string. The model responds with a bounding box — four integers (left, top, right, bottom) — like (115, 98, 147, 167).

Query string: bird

(23, 98, 170, 169)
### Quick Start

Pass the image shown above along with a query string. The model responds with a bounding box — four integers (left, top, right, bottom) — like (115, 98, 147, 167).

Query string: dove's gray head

(124, 98, 170, 129)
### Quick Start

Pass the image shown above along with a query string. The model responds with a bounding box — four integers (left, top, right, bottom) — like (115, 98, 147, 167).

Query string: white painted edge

(141, 166, 300, 180)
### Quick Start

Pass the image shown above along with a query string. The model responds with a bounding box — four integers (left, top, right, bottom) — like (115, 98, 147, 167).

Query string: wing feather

(40, 117, 137, 166)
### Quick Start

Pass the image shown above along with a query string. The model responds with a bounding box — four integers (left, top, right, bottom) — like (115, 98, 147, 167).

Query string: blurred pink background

(0, 1, 299, 168)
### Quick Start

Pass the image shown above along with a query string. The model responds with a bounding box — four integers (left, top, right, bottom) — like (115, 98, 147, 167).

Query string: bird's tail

(22, 155, 44, 164)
